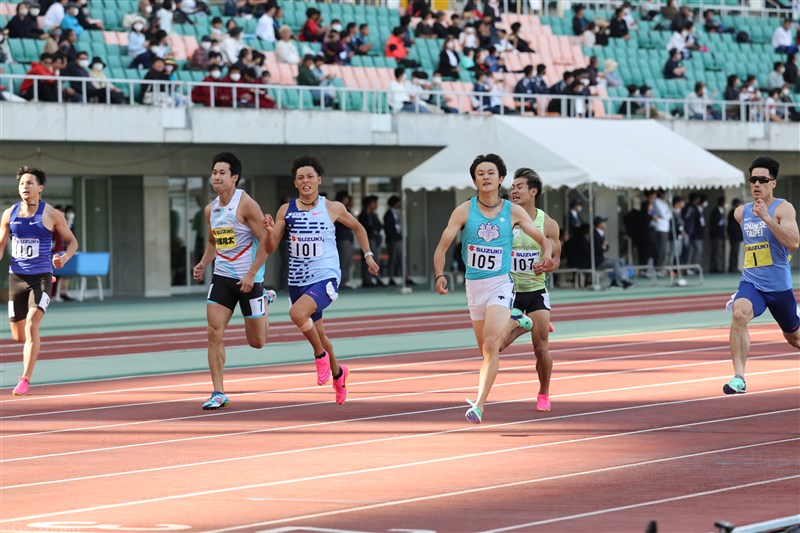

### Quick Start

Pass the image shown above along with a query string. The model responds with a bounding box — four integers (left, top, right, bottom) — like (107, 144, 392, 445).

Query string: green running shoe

(723, 376, 746, 395)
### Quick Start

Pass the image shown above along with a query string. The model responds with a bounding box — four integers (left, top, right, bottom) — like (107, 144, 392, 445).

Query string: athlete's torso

(740, 198, 792, 292)
(284, 196, 340, 286)
(9, 201, 53, 275)
(210, 189, 264, 282)
(511, 207, 546, 292)
(461, 197, 513, 281)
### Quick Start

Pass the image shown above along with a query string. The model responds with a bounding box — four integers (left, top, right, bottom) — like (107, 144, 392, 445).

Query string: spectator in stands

(603, 59, 622, 88)
(43, 26, 61, 54)
(637, 84, 668, 119)
(621, 2, 638, 31)
(586, 56, 600, 86)
(123, 0, 153, 29)
(297, 54, 334, 108)
(223, 0, 246, 17)
(459, 47, 476, 72)
(386, 27, 419, 68)
(572, 4, 589, 36)
(447, 13, 462, 39)
(255, 3, 276, 42)
(594, 216, 633, 289)
(546, 70, 574, 115)
(660, 0, 678, 22)
(772, 19, 798, 55)
(727, 198, 743, 273)
(723, 74, 741, 119)
(739, 74, 761, 120)
(208, 50, 223, 69)
(399, 15, 417, 49)
(232, 47, 253, 73)
(565, 198, 584, 242)
(76, 0, 103, 31)
(437, 36, 461, 79)
(495, 29, 514, 53)
(409, 0, 432, 18)
(171, 0, 194, 26)
(778, 82, 800, 121)
(322, 29, 346, 65)
(702, 9, 733, 34)
(251, 50, 265, 77)
(0, 33, 12, 65)
(140, 56, 171, 104)
(189, 35, 212, 70)
(609, 8, 630, 41)
(353, 24, 374, 56)
(43, 0, 68, 31)
(477, 19, 497, 49)
(708, 196, 726, 273)
(513, 64, 538, 113)
(666, 23, 690, 59)
(208, 16, 223, 38)
(220, 26, 245, 66)
(682, 193, 706, 268)
(58, 29, 78, 63)
(764, 88, 785, 122)
(191, 65, 220, 106)
(618, 83, 641, 115)
(359, 195, 384, 288)
(389, 67, 427, 113)
(509, 22, 532, 52)
(88, 57, 124, 104)
(53, 51, 80, 102)
(62, 50, 90, 97)
(687, 81, 720, 120)
(433, 11, 449, 39)
(60, 3, 83, 38)
(7, 2, 44, 39)
(254, 69, 275, 109)
(275, 25, 299, 65)
(579, 21, 597, 48)
(671, 6, 693, 33)
(415, 11, 436, 39)
(663, 48, 686, 79)
(150, 29, 170, 58)
(130, 37, 160, 70)
(128, 18, 148, 60)
(21, 53, 58, 101)
(156, 0, 174, 35)
(769, 61, 786, 90)
(784, 52, 798, 90)
(299, 7, 326, 43)
(427, 71, 459, 114)
(484, 46, 503, 73)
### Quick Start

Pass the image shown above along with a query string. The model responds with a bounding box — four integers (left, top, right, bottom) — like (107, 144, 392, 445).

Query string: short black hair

(469, 153, 507, 181)
(387, 195, 401, 208)
(334, 190, 350, 203)
(513, 167, 542, 199)
(748, 156, 780, 179)
(291, 155, 325, 178)
(16, 165, 46, 186)
(211, 152, 242, 184)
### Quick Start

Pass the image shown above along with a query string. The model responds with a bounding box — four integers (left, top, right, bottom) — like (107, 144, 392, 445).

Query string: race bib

(213, 227, 236, 250)
(743, 242, 772, 269)
(290, 234, 324, 259)
(511, 249, 540, 273)
(11, 237, 39, 259)
(467, 244, 503, 271)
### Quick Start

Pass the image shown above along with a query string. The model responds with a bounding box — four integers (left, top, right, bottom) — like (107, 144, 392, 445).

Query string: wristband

(364, 252, 374, 258)
(435, 274, 445, 281)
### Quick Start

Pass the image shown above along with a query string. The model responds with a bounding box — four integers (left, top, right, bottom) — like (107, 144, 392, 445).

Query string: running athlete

(193, 152, 272, 410)
(0, 166, 78, 396)
(500, 168, 561, 412)
(262, 155, 379, 405)
(433, 154, 553, 424)
(725, 156, 799, 394)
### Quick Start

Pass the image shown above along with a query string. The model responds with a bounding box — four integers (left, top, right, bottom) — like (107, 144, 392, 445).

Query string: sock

(333, 368, 343, 380)
(315, 352, 327, 359)
(734, 374, 745, 382)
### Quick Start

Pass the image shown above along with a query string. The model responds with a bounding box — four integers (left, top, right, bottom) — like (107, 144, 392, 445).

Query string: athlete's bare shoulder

(776, 199, 796, 217)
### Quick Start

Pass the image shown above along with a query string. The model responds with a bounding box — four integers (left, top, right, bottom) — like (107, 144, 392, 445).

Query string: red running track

(0, 323, 798, 532)
(0, 292, 752, 360)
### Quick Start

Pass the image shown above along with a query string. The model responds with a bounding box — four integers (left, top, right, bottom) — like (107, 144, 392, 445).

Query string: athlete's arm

(534, 215, 561, 275)
(239, 195, 269, 292)
(192, 204, 215, 282)
(328, 201, 379, 276)
(733, 204, 744, 225)
(433, 202, 468, 295)
(261, 203, 288, 255)
(512, 204, 553, 268)
(49, 206, 78, 269)
(759, 200, 800, 252)
(0, 208, 11, 261)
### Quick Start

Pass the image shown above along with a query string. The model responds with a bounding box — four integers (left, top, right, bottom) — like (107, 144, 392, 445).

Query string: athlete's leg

(313, 319, 339, 375)
(473, 305, 513, 412)
(207, 303, 234, 393)
(530, 309, 552, 397)
(784, 330, 800, 350)
(729, 298, 755, 377)
(9, 320, 26, 343)
(289, 294, 324, 355)
(243, 314, 267, 349)
(19, 308, 44, 381)
(500, 320, 528, 352)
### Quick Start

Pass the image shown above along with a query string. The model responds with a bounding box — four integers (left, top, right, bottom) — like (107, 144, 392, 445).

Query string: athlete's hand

(435, 275, 448, 295)
(52, 253, 68, 269)
(366, 256, 380, 276)
(237, 272, 255, 293)
(538, 257, 555, 272)
(753, 199, 771, 223)
(262, 214, 275, 233)
(533, 262, 545, 276)
(192, 262, 206, 282)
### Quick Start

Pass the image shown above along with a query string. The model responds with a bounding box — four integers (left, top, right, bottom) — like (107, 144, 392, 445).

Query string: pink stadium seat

(441, 81, 473, 114)
(0, 3, 17, 15)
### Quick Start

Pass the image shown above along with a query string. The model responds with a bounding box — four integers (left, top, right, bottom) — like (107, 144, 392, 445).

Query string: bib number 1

(743, 242, 772, 269)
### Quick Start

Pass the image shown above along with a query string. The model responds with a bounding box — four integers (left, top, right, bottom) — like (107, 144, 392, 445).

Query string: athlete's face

(17, 174, 43, 203)
(748, 167, 776, 200)
(294, 166, 321, 197)
(210, 162, 238, 192)
(472, 162, 503, 192)
(511, 177, 536, 205)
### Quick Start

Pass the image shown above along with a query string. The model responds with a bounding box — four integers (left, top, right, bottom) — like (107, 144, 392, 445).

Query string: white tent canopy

(401, 116, 744, 192)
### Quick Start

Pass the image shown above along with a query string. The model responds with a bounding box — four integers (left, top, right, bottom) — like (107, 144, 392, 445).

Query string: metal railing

(2, 73, 797, 123)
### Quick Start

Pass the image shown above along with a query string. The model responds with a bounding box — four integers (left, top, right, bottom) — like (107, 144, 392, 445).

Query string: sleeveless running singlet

(285, 196, 341, 286)
(511, 207, 547, 292)
(740, 199, 792, 292)
(211, 189, 264, 282)
(9, 202, 52, 275)
(461, 197, 513, 281)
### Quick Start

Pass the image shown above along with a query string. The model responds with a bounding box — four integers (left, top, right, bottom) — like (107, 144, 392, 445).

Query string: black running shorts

(8, 272, 52, 322)
(207, 273, 265, 318)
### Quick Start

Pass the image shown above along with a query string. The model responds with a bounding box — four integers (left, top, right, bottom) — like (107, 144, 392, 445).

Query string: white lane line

(3, 409, 797, 525)
(2, 385, 796, 491)
(479, 477, 800, 532)
(2, 325, 775, 405)
(0, 344, 791, 441)
(1, 364, 796, 464)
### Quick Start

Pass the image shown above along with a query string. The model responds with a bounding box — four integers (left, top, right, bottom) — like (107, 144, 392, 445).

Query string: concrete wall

(110, 177, 145, 297)
(142, 176, 171, 297)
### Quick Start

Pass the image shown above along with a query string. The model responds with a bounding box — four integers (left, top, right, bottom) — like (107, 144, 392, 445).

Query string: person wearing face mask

(7, 2, 45, 39)
(191, 65, 221, 106)
(62, 49, 90, 98)
(777, 82, 800, 121)
(43, 0, 68, 32)
(220, 26, 244, 65)
(190, 35, 212, 70)
(425, 70, 459, 114)
(76, 0, 103, 31)
(769, 61, 786, 90)
(127, 17, 148, 59)
(123, 0, 154, 29)
(60, 3, 84, 38)
(436, 36, 461, 79)
(129, 35, 162, 69)
(686, 81, 721, 120)
(156, 0, 173, 35)
(88, 56, 124, 104)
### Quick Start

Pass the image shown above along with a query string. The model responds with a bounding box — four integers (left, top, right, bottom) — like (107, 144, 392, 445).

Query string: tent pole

(588, 181, 599, 290)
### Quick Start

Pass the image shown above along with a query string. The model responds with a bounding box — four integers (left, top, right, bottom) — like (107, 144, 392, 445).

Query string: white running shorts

(465, 274, 515, 321)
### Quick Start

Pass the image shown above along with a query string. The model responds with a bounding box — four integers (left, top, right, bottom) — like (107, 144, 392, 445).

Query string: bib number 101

(292, 241, 321, 259)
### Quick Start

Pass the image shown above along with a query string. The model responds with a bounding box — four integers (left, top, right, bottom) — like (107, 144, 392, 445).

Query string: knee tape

(299, 318, 314, 332)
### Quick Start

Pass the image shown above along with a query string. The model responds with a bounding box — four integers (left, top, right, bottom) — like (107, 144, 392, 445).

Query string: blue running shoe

(263, 289, 277, 305)
(202, 391, 231, 410)
(465, 398, 483, 424)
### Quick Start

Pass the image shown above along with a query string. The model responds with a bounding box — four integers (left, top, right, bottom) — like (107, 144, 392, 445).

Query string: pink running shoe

(333, 365, 349, 405)
(315, 351, 331, 385)
(548, 323, 555, 333)
(12, 377, 30, 396)
(536, 394, 551, 412)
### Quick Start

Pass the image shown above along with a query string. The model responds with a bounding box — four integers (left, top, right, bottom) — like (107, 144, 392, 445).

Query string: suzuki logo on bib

(478, 223, 500, 243)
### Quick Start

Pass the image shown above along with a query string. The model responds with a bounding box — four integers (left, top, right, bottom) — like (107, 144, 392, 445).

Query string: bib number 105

(467, 246, 502, 271)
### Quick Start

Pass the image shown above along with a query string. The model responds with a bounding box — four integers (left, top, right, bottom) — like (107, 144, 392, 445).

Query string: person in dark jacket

(6, 2, 44, 38)
(358, 195, 383, 287)
(383, 195, 403, 286)
(727, 198, 743, 272)
(709, 196, 726, 272)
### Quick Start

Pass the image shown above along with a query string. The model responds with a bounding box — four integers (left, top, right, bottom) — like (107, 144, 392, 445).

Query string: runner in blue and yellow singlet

(433, 154, 553, 424)
(725, 156, 800, 394)
(0, 166, 78, 396)
(499, 168, 562, 413)
(262, 155, 379, 405)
